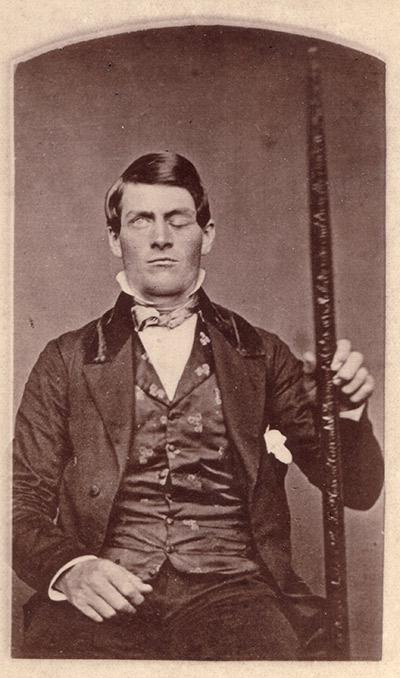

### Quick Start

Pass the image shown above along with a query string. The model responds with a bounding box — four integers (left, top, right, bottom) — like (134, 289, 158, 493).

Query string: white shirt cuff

(48, 555, 98, 601)
(339, 403, 366, 422)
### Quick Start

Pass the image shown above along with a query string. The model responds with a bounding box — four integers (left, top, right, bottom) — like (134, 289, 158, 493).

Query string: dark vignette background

(13, 26, 384, 659)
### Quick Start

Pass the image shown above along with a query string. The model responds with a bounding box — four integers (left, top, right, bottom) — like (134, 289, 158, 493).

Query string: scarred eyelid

(168, 218, 194, 227)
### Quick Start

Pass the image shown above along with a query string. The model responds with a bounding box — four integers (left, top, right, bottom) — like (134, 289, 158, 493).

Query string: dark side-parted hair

(105, 151, 211, 235)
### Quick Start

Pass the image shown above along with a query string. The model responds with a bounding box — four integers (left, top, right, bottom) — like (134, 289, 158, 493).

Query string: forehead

(120, 182, 196, 215)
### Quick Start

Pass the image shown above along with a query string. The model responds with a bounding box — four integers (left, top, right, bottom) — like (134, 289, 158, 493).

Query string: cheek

(119, 236, 145, 263)
(182, 236, 203, 264)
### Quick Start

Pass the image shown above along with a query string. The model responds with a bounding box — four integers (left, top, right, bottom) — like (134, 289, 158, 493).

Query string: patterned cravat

(131, 294, 199, 331)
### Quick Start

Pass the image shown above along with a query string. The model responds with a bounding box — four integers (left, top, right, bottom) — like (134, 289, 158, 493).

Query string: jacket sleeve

(13, 339, 90, 592)
(265, 334, 384, 510)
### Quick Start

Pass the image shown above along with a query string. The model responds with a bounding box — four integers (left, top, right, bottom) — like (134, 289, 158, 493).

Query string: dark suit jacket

(13, 290, 384, 597)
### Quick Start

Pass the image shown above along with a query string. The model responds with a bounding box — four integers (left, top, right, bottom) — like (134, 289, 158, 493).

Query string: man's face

(108, 182, 215, 307)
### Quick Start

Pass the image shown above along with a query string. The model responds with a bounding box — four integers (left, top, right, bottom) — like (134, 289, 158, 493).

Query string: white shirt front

(135, 317, 198, 401)
(117, 269, 204, 400)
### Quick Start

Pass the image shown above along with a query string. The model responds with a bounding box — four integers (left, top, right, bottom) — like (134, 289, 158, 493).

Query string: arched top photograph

(12, 23, 384, 661)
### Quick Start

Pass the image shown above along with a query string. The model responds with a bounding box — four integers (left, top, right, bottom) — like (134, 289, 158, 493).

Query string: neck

(139, 292, 193, 311)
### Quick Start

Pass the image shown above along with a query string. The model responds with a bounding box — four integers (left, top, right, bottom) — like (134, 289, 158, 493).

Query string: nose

(150, 218, 173, 249)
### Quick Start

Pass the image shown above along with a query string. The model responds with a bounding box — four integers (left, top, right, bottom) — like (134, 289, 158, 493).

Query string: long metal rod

(306, 46, 350, 659)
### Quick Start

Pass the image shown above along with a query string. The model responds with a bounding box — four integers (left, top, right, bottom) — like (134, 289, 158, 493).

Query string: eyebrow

(164, 208, 196, 219)
(125, 210, 154, 220)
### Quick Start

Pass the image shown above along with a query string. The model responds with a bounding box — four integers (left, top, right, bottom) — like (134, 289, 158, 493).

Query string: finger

(93, 580, 138, 614)
(76, 603, 104, 623)
(109, 568, 151, 606)
(88, 594, 119, 620)
(331, 339, 352, 371)
(98, 559, 153, 595)
(126, 571, 153, 593)
(341, 367, 369, 395)
(348, 375, 375, 404)
(126, 590, 145, 607)
(333, 351, 364, 384)
(302, 351, 316, 375)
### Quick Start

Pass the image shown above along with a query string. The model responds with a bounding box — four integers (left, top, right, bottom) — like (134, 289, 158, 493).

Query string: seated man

(13, 151, 383, 659)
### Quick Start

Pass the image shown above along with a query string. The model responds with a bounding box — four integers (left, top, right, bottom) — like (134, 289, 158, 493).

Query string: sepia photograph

(7, 6, 388, 669)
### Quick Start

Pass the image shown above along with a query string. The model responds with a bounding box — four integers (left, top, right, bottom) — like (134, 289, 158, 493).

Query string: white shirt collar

(116, 268, 206, 307)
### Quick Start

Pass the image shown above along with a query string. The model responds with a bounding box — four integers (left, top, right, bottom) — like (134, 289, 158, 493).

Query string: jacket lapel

(197, 289, 274, 498)
(207, 322, 267, 497)
(203, 298, 292, 587)
(82, 293, 135, 476)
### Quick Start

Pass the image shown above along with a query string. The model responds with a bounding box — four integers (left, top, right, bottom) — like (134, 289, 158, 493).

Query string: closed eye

(168, 216, 194, 227)
(166, 209, 197, 228)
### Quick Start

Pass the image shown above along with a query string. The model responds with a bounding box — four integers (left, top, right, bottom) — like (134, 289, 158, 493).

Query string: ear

(201, 220, 216, 256)
(107, 227, 122, 258)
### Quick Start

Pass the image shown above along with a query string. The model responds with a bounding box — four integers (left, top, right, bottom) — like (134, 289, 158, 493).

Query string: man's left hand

(302, 339, 375, 411)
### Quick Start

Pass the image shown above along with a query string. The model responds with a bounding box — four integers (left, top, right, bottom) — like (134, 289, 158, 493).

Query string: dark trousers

(21, 561, 326, 660)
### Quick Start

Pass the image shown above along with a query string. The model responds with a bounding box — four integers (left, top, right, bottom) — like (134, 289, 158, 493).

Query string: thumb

(302, 350, 316, 375)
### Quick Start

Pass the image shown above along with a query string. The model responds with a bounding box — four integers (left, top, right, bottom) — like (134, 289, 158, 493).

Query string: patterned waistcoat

(102, 316, 260, 581)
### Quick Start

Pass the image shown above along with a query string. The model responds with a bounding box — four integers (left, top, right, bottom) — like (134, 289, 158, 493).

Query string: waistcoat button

(89, 484, 100, 497)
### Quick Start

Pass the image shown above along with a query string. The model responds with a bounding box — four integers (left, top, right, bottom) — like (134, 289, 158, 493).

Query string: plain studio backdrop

(13, 26, 384, 659)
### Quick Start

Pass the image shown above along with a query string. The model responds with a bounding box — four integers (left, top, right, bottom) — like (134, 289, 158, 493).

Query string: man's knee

(22, 599, 96, 658)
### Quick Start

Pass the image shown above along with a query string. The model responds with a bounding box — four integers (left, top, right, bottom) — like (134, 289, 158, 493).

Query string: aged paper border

(1, 0, 398, 676)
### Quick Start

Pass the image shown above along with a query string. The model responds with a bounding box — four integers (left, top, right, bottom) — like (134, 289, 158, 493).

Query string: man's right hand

(55, 558, 153, 622)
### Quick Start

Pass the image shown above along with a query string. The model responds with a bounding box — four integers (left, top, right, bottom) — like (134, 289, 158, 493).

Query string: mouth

(148, 258, 178, 265)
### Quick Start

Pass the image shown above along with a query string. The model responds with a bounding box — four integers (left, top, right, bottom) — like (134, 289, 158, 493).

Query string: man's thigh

(20, 575, 325, 660)
(167, 576, 301, 660)
(21, 597, 165, 659)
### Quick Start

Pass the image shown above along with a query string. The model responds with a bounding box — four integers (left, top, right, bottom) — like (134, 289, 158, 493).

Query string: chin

(145, 276, 190, 296)
(148, 287, 185, 298)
